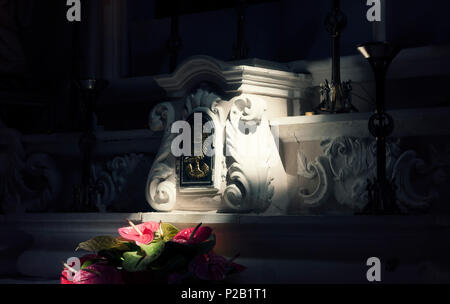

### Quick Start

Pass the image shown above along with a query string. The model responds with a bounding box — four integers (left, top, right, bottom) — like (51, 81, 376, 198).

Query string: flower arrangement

(61, 220, 246, 284)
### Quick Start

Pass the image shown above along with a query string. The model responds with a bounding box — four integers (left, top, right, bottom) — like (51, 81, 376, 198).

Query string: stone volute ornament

(146, 102, 177, 212)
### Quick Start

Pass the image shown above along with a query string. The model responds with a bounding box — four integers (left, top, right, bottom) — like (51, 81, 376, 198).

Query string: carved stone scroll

(145, 102, 177, 211)
(297, 136, 443, 212)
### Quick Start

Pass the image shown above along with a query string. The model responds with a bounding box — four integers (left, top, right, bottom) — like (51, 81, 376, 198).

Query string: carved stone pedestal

(146, 56, 310, 214)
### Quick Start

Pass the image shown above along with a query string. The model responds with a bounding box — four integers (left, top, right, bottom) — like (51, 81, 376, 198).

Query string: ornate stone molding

(297, 136, 443, 212)
(153, 56, 310, 100)
(153, 56, 310, 117)
(94, 153, 147, 212)
(0, 128, 61, 213)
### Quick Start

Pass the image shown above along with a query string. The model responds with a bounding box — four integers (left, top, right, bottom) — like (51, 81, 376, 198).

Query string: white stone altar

(144, 55, 450, 216)
(2, 48, 450, 283)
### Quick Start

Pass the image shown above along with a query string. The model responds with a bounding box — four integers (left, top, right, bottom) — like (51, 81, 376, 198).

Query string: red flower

(61, 254, 101, 284)
(118, 221, 159, 245)
(72, 263, 123, 284)
(188, 253, 246, 281)
(61, 269, 74, 285)
(172, 224, 212, 245)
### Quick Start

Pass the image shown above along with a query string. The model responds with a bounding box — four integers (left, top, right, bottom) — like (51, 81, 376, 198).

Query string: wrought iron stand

(357, 42, 402, 215)
(233, 0, 249, 60)
(74, 79, 108, 212)
(168, 1, 182, 73)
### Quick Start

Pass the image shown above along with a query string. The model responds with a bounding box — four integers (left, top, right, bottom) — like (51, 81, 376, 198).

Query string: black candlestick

(357, 41, 401, 215)
(74, 79, 108, 212)
(316, 0, 357, 114)
(232, 0, 249, 60)
(168, 0, 182, 73)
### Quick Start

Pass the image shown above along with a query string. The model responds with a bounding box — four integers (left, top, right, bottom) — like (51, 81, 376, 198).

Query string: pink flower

(188, 253, 246, 281)
(61, 254, 101, 284)
(72, 263, 124, 284)
(172, 224, 212, 245)
(118, 221, 159, 245)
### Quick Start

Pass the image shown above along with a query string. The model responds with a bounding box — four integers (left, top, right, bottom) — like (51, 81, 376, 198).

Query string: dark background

(1, 0, 450, 133)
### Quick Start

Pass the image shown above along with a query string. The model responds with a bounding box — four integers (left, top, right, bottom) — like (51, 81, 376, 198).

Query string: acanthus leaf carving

(94, 153, 146, 212)
(393, 151, 437, 211)
(223, 95, 275, 213)
(297, 136, 441, 212)
(297, 151, 332, 206)
(183, 88, 224, 122)
(0, 128, 61, 213)
(149, 102, 175, 132)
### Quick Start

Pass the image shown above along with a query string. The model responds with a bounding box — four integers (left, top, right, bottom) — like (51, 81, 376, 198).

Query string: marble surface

(274, 106, 450, 142)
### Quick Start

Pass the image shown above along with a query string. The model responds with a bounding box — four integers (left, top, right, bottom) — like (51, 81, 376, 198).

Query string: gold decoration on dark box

(180, 113, 214, 187)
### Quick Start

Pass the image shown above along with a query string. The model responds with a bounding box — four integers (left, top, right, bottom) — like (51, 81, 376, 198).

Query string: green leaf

(81, 259, 96, 269)
(122, 251, 149, 272)
(125, 242, 141, 252)
(160, 222, 179, 241)
(76, 236, 130, 252)
(139, 241, 165, 258)
(122, 242, 165, 272)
